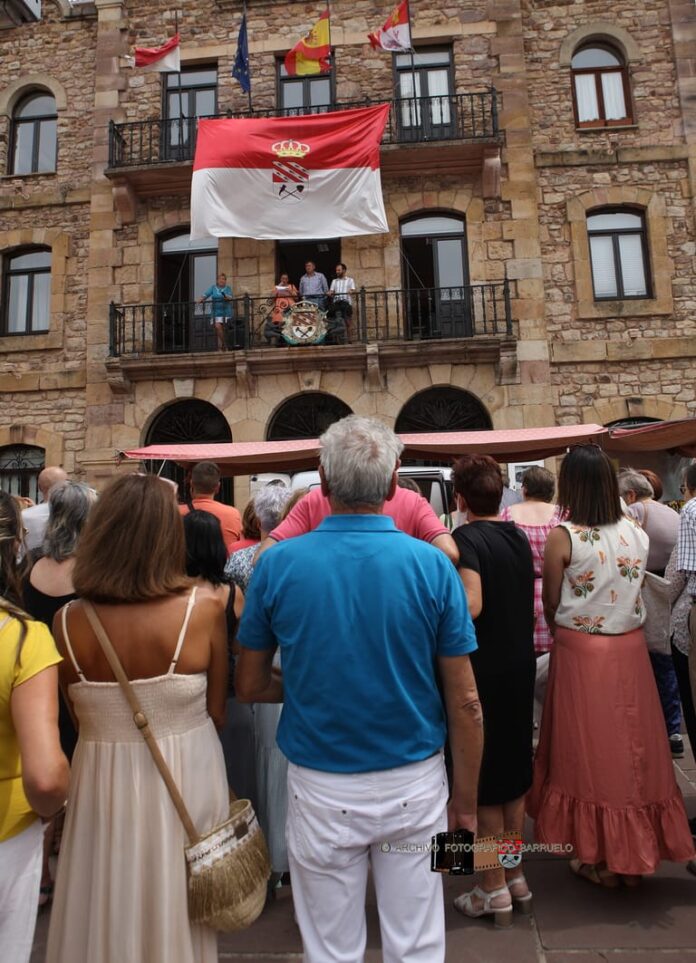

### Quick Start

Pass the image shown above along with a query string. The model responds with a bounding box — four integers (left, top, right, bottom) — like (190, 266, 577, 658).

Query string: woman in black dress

(181, 510, 252, 803)
(451, 454, 536, 927)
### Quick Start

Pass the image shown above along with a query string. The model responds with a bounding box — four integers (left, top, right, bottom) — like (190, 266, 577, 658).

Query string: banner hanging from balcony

(190, 104, 391, 240)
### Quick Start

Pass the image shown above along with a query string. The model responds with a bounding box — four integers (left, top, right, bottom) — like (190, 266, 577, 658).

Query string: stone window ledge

(576, 125, 639, 133)
(1, 172, 57, 181)
(577, 297, 673, 321)
(0, 331, 62, 352)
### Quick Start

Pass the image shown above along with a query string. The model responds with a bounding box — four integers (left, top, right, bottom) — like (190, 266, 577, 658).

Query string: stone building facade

(0, 0, 695, 501)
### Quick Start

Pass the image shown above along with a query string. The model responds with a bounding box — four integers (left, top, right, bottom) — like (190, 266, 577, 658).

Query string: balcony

(106, 91, 500, 197)
(106, 284, 514, 389)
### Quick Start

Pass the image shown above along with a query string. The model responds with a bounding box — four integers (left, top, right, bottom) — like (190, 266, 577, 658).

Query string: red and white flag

(368, 1, 411, 52)
(125, 34, 181, 72)
(190, 105, 390, 241)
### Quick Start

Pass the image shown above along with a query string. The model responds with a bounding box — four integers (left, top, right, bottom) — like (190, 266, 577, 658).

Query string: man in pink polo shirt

(264, 465, 459, 564)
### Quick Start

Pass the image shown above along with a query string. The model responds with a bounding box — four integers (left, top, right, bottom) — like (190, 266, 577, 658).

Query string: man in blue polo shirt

(236, 415, 482, 963)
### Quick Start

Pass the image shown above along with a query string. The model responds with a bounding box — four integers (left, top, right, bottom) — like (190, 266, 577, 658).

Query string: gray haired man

(236, 415, 482, 963)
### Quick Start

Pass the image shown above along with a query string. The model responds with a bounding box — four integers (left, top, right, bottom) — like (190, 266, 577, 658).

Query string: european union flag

(232, 15, 251, 94)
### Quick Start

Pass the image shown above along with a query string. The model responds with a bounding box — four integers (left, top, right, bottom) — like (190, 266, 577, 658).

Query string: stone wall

(537, 160, 696, 343)
(122, 0, 497, 124)
(551, 356, 695, 426)
(0, 388, 87, 475)
(522, 0, 682, 154)
(0, 3, 97, 202)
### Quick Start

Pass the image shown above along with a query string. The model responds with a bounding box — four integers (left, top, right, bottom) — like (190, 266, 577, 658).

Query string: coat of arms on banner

(281, 300, 327, 345)
(271, 140, 310, 202)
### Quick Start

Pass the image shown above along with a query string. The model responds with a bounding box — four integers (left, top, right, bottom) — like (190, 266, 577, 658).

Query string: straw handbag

(83, 602, 270, 931)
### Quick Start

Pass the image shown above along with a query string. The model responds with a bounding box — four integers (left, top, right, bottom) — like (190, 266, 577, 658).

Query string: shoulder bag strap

(82, 601, 200, 844)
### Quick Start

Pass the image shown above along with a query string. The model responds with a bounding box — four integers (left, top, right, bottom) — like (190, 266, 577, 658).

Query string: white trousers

(286, 752, 448, 963)
(0, 819, 43, 963)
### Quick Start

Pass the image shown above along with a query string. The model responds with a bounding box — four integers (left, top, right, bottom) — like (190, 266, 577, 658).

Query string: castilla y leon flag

(126, 33, 181, 72)
(284, 11, 331, 76)
(368, 1, 411, 52)
(190, 104, 390, 241)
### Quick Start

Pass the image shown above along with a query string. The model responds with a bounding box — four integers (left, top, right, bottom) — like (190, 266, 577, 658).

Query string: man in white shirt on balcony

(328, 263, 356, 343)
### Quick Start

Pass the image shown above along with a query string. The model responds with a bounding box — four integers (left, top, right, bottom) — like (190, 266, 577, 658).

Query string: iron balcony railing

(108, 282, 512, 357)
(107, 90, 498, 168)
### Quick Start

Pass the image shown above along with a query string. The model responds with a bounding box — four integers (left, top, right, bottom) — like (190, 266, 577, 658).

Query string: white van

(251, 466, 454, 525)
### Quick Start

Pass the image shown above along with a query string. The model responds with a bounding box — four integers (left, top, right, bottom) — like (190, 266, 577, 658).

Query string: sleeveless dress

(45, 589, 229, 963)
(528, 518, 695, 874)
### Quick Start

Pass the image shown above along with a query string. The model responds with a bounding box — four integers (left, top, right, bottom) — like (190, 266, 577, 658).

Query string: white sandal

(453, 885, 513, 928)
(507, 873, 533, 914)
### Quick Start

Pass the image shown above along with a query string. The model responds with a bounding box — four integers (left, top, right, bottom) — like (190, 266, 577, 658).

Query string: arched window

(571, 43, 631, 127)
(587, 209, 650, 300)
(145, 399, 233, 503)
(2, 247, 51, 335)
(266, 392, 352, 441)
(395, 387, 492, 434)
(0, 444, 45, 503)
(10, 91, 57, 174)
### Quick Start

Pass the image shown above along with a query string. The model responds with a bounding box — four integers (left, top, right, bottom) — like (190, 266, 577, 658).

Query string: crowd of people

(1, 421, 696, 963)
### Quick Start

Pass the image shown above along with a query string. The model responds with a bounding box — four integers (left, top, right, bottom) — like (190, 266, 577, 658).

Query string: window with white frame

(587, 209, 650, 300)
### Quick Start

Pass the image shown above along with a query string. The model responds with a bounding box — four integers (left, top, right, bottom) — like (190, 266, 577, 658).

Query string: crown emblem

(272, 140, 310, 159)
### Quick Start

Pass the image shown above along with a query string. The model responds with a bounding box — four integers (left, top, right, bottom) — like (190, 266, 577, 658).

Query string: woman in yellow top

(0, 490, 70, 963)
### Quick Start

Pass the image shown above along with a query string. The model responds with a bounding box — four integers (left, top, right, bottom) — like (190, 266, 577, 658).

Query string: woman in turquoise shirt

(198, 272, 234, 352)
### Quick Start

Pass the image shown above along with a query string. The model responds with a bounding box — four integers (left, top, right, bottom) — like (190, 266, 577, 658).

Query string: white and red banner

(190, 104, 390, 241)
(126, 34, 181, 72)
(368, 1, 411, 52)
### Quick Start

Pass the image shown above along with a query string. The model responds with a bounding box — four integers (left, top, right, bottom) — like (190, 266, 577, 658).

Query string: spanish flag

(284, 11, 331, 76)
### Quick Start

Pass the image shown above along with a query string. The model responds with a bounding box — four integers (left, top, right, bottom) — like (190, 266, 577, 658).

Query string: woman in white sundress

(45, 474, 230, 963)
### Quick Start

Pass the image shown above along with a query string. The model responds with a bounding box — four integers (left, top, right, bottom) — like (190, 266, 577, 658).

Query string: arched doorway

(145, 399, 234, 504)
(266, 392, 352, 441)
(400, 213, 470, 339)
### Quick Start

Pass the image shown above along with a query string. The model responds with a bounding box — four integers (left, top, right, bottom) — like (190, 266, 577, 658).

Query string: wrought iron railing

(108, 282, 512, 356)
(107, 90, 498, 168)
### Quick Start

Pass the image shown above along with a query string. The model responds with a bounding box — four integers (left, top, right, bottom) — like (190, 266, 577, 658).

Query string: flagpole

(243, 0, 253, 112)
(406, 0, 417, 121)
(326, 0, 332, 77)
(174, 12, 185, 156)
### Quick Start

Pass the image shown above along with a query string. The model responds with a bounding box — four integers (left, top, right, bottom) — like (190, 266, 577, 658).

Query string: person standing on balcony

(264, 273, 299, 346)
(298, 261, 328, 310)
(327, 262, 356, 343)
(197, 272, 234, 352)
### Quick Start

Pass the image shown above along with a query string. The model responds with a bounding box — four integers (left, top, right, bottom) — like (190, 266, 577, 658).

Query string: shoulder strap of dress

(61, 601, 86, 682)
(168, 586, 198, 675)
(0, 615, 11, 635)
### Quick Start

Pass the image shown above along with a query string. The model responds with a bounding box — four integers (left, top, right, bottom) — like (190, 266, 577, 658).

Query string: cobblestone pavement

(31, 745, 696, 962)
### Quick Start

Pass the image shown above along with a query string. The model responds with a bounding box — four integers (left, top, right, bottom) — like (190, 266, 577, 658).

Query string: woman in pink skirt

(527, 444, 694, 886)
